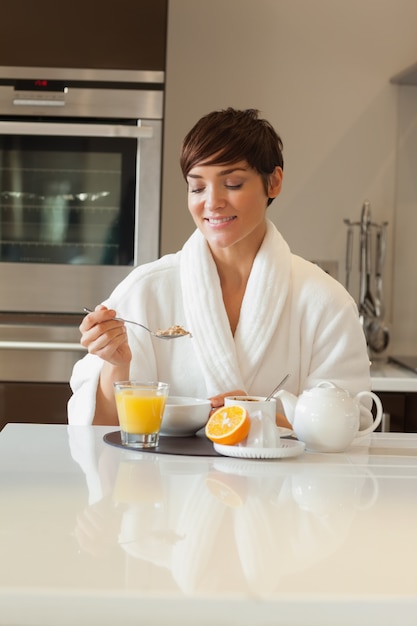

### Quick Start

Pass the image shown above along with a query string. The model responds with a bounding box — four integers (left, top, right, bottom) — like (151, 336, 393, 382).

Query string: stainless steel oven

(0, 66, 164, 428)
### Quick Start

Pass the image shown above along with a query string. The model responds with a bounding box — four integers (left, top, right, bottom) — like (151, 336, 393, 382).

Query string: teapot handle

(355, 391, 383, 437)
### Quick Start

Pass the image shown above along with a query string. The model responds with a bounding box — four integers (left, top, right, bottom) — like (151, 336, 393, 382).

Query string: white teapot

(276, 382, 383, 452)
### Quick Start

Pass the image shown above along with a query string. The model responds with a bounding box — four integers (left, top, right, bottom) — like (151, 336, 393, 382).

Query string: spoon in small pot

(265, 374, 290, 401)
(83, 308, 192, 340)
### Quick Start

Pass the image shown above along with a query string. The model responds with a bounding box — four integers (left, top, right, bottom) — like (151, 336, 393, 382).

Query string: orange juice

(113, 381, 169, 448)
(115, 391, 167, 434)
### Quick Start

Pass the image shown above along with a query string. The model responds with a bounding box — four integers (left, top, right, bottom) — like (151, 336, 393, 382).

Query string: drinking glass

(113, 381, 169, 448)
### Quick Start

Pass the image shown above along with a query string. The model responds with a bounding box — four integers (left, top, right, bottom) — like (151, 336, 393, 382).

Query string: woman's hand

(208, 389, 247, 415)
(208, 390, 293, 429)
(80, 305, 132, 367)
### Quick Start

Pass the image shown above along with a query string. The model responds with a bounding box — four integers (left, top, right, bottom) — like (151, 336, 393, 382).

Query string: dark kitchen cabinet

(0, 0, 168, 70)
(0, 383, 71, 432)
(375, 391, 417, 433)
(405, 394, 417, 432)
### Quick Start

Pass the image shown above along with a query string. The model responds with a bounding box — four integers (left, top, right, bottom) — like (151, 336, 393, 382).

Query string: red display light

(34, 79, 49, 88)
(15, 79, 66, 92)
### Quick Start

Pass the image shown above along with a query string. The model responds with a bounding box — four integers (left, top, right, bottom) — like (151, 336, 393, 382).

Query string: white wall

(162, 0, 417, 355)
(391, 86, 417, 353)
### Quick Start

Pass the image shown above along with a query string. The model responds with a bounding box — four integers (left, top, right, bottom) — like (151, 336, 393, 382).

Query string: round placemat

(103, 430, 220, 456)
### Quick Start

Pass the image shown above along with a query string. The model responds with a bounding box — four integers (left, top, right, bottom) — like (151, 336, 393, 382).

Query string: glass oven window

(0, 131, 136, 266)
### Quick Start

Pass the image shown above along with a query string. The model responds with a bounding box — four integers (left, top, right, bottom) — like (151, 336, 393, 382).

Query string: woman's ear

(268, 166, 284, 199)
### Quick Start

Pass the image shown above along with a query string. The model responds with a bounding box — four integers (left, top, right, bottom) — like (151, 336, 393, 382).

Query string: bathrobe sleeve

(67, 253, 192, 425)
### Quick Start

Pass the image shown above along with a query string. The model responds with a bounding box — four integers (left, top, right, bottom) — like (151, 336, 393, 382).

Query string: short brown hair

(180, 108, 284, 203)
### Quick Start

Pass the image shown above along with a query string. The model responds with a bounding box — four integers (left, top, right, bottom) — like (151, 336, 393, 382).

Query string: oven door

(0, 118, 162, 313)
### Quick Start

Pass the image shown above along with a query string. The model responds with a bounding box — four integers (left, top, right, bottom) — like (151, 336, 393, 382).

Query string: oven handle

(0, 340, 87, 351)
(0, 121, 153, 139)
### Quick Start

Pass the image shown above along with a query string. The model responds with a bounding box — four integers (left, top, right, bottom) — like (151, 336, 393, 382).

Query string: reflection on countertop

(69, 429, 378, 595)
(1, 424, 417, 626)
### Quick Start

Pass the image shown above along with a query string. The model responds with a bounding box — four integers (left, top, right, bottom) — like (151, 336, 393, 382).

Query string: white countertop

(371, 358, 417, 392)
(1, 423, 417, 626)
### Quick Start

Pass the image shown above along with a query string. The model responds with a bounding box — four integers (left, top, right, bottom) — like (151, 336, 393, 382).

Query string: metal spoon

(83, 308, 191, 340)
(365, 317, 390, 355)
(265, 374, 290, 401)
(374, 222, 388, 319)
(359, 201, 377, 319)
(344, 218, 354, 292)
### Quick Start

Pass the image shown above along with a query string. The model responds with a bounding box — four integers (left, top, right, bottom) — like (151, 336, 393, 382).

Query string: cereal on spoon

(156, 325, 192, 338)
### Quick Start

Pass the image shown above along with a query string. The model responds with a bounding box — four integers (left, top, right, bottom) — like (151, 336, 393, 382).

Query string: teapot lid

(306, 381, 349, 396)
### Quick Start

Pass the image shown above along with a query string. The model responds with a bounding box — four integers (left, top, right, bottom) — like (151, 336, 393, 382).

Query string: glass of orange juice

(113, 381, 169, 448)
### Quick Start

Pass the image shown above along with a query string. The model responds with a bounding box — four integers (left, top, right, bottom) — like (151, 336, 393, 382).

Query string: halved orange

(205, 405, 250, 445)
(205, 471, 248, 508)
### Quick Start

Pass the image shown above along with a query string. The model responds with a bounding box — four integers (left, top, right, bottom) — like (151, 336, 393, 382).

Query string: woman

(68, 108, 371, 426)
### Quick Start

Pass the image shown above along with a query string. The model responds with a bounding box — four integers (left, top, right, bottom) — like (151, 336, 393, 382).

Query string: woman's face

(186, 160, 283, 254)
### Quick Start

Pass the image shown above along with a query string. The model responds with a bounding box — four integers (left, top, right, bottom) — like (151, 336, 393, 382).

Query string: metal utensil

(365, 221, 377, 316)
(374, 222, 387, 319)
(344, 219, 354, 291)
(83, 308, 191, 340)
(365, 318, 390, 354)
(265, 374, 290, 401)
(367, 222, 390, 354)
(359, 201, 377, 318)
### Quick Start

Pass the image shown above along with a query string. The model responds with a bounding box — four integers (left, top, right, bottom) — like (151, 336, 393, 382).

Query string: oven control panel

(13, 79, 67, 106)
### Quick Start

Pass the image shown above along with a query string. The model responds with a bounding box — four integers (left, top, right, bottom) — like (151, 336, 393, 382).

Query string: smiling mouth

(205, 216, 236, 225)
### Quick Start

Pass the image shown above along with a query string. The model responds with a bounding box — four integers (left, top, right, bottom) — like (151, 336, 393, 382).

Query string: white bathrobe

(68, 220, 371, 425)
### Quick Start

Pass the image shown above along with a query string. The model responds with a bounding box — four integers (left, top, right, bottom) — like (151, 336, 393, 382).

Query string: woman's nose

(204, 187, 226, 210)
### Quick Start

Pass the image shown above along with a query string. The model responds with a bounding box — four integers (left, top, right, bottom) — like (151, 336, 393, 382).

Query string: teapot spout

(275, 389, 297, 425)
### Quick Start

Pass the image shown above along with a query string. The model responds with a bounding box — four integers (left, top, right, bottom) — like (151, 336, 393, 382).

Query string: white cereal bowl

(160, 396, 211, 437)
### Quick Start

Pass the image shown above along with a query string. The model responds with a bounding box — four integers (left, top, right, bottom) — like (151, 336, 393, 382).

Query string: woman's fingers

(80, 306, 131, 365)
(208, 389, 247, 409)
(80, 305, 116, 333)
